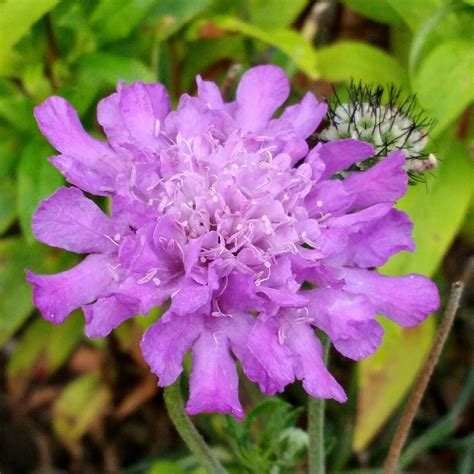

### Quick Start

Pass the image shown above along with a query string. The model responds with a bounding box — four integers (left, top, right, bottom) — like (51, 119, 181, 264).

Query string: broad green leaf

(354, 137, 474, 451)
(90, 0, 157, 43)
(21, 61, 54, 100)
(0, 0, 60, 76)
(148, 0, 214, 41)
(354, 319, 436, 452)
(0, 0, 60, 50)
(248, 0, 307, 29)
(0, 239, 43, 346)
(17, 142, 64, 243)
(79, 52, 156, 85)
(316, 41, 407, 86)
(0, 237, 72, 347)
(413, 40, 474, 136)
(385, 0, 443, 30)
(57, 73, 99, 116)
(46, 312, 83, 371)
(53, 373, 111, 443)
(0, 179, 16, 235)
(0, 137, 18, 179)
(7, 313, 83, 396)
(54, 1, 89, 30)
(407, 2, 473, 76)
(208, 16, 319, 79)
(0, 80, 36, 133)
(6, 318, 53, 398)
(148, 461, 187, 474)
(7, 318, 53, 390)
(181, 37, 245, 89)
(0, 50, 21, 77)
(342, 0, 402, 24)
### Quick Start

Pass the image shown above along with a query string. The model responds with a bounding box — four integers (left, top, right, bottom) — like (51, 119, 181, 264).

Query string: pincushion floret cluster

(27, 65, 439, 418)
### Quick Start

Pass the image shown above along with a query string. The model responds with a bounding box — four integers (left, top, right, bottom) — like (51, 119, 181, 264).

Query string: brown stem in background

(301, 0, 339, 45)
(383, 280, 465, 474)
(220, 63, 242, 100)
(170, 37, 181, 100)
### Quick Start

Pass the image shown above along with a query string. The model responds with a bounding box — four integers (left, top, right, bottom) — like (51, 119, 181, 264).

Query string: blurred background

(0, 0, 473, 473)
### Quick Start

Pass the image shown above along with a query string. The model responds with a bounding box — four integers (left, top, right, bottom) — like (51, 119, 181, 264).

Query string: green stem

(164, 379, 227, 474)
(308, 335, 330, 474)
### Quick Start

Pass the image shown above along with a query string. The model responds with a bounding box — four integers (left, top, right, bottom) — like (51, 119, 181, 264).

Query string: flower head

(320, 82, 437, 180)
(27, 66, 439, 418)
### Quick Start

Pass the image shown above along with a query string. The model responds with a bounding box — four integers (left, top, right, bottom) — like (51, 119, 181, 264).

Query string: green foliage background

(0, 0, 473, 472)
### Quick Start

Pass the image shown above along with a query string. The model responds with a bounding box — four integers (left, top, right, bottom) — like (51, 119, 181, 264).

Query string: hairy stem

(383, 281, 465, 474)
(308, 335, 330, 474)
(164, 380, 227, 474)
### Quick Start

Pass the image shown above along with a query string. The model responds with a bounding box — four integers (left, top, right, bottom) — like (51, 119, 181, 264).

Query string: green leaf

(209, 16, 319, 79)
(248, 0, 308, 29)
(53, 373, 111, 443)
(148, 461, 187, 474)
(56, 73, 100, 117)
(46, 312, 83, 371)
(354, 137, 474, 451)
(0, 136, 18, 179)
(78, 52, 156, 85)
(8, 318, 52, 367)
(7, 313, 83, 396)
(354, 318, 436, 452)
(6, 318, 53, 395)
(148, 0, 214, 42)
(0, 0, 59, 77)
(21, 61, 54, 100)
(0, 239, 42, 347)
(181, 37, 245, 89)
(90, 0, 157, 43)
(316, 41, 407, 86)
(413, 39, 474, 136)
(342, 0, 402, 24)
(0, 237, 72, 347)
(17, 142, 64, 243)
(0, 0, 60, 50)
(385, 0, 443, 30)
(0, 80, 36, 133)
(0, 179, 16, 236)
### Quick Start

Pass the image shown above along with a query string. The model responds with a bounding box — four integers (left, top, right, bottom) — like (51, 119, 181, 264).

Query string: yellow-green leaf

(78, 52, 156, 84)
(413, 39, 474, 137)
(354, 137, 474, 451)
(0, 0, 61, 50)
(0, 0, 60, 75)
(342, 0, 402, 24)
(17, 142, 64, 243)
(0, 179, 16, 236)
(316, 41, 407, 86)
(6, 314, 82, 397)
(385, 0, 443, 31)
(53, 373, 111, 443)
(248, 0, 307, 29)
(210, 16, 319, 79)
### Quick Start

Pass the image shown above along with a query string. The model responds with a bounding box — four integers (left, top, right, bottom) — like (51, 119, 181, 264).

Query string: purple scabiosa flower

(27, 65, 440, 418)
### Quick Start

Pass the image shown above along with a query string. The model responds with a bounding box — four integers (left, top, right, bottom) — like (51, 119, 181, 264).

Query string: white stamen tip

(154, 119, 161, 137)
(278, 327, 286, 345)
